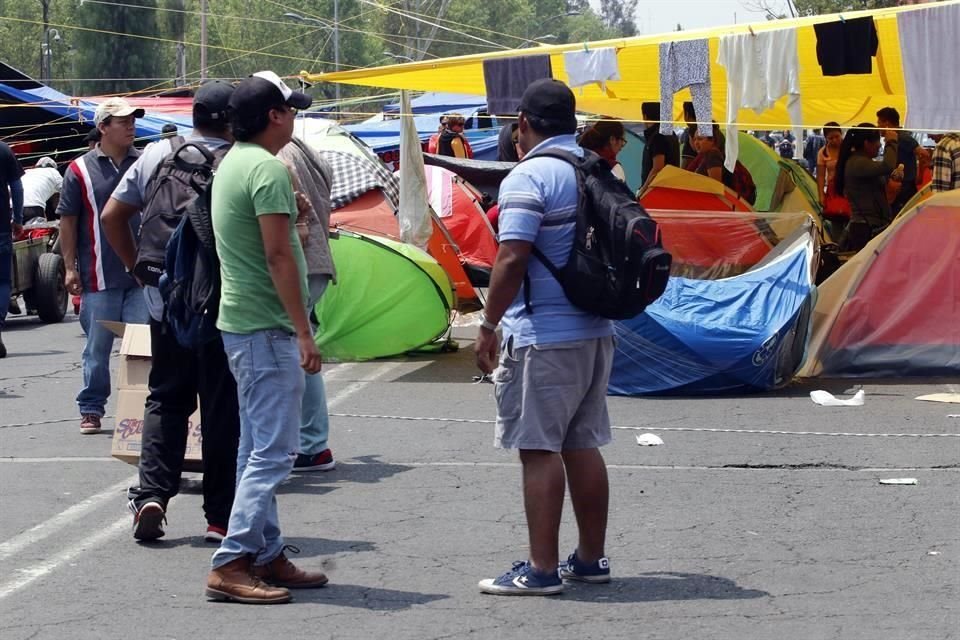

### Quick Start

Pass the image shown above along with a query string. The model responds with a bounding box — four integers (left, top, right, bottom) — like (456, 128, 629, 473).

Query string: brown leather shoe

(206, 556, 292, 604)
(80, 414, 102, 435)
(253, 546, 328, 589)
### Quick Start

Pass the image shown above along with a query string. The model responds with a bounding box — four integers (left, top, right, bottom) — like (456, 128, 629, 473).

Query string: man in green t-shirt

(205, 71, 326, 605)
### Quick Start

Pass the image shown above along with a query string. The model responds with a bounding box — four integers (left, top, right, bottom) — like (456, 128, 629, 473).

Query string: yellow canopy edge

(307, 1, 960, 129)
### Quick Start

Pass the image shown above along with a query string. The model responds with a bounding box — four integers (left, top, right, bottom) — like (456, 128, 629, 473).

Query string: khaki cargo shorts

(493, 336, 615, 452)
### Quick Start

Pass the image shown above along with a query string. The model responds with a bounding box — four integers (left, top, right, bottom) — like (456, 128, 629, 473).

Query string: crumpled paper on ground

(810, 389, 865, 407)
(915, 393, 960, 404)
(636, 433, 664, 446)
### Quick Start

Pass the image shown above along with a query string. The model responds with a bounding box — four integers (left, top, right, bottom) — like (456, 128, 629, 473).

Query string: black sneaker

(0, 333, 6, 359)
(559, 552, 611, 583)
(293, 449, 336, 472)
(129, 499, 166, 541)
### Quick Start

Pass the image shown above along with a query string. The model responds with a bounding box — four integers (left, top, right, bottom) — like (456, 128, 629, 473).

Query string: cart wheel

(34, 253, 67, 323)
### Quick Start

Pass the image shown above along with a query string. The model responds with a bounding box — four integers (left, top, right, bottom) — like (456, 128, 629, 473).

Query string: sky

(630, 0, 791, 35)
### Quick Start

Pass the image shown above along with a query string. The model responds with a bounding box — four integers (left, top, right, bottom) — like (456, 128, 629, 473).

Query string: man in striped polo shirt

(58, 98, 149, 435)
(475, 79, 616, 596)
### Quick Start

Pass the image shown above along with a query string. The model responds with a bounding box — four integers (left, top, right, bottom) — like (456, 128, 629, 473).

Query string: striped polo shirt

(57, 145, 141, 292)
(497, 134, 613, 348)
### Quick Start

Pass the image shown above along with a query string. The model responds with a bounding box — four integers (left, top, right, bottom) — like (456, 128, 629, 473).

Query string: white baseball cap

(94, 97, 145, 126)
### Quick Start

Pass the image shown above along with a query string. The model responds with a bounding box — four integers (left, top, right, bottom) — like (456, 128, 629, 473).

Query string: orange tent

(331, 189, 482, 312)
(639, 166, 754, 212)
(424, 165, 499, 272)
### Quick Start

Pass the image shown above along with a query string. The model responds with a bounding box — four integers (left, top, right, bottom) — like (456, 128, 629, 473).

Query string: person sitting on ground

(436, 113, 474, 159)
(817, 122, 851, 221)
(20, 157, 62, 223)
(637, 102, 680, 196)
(578, 119, 628, 182)
(835, 123, 899, 252)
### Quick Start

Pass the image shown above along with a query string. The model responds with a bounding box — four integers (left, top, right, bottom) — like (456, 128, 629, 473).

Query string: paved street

(1, 313, 958, 640)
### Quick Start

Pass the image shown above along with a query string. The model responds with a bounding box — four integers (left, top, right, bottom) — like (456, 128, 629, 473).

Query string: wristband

(480, 318, 498, 332)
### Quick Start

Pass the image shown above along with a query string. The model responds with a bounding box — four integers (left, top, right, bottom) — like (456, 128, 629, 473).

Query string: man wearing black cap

(204, 71, 325, 605)
(475, 79, 615, 596)
(101, 79, 241, 545)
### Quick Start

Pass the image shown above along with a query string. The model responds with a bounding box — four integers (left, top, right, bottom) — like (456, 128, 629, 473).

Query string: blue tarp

(609, 233, 816, 396)
(382, 92, 486, 115)
(0, 81, 192, 141)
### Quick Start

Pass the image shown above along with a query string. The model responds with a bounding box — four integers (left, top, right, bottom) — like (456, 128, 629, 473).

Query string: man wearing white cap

(57, 97, 149, 435)
(21, 157, 63, 222)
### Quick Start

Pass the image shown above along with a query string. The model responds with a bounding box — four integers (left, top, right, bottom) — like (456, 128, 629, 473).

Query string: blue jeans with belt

(212, 329, 304, 569)
(77, 287, 148, 416)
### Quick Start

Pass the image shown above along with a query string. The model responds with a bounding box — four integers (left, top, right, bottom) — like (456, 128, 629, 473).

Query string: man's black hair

(876, 107, 901, 126)
(230, 102, 286, 142)
(641, 102, 660, 122)
(525, 112, 577, 138)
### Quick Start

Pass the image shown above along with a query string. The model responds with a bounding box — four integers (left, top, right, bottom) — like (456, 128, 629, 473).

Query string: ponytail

(834, 122, 880, 195)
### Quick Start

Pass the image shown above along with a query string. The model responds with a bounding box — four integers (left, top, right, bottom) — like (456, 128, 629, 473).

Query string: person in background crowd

(931, 132, 960, 192)
(836, 123, 899, 252)
(436, 113, 474, 159)
(804, 128, 826, 177)
(205, 71, 326, 605)
(0, 140, 25, 359)
(278, 138, 338, 473)
(876, 107, 918, 214)
(427, 116, 445, 154)
(916, 145, 933, 190)
(497, 121, 520, 163)
(687, 124, 725, 184)
(161, 123, 179, 139)
(20, 157, 62, 222)
(57, 98, 149, 434)
(578, 119, 628, 182)
(475, 79, 614, 597)
(84, 128, 101, 150)
(100, 80, 240, 544)
(679, 101, 698, 169)
(777, 130, 795, 159)
(817, 122, 851, 222)
(638, 102, 680, 195)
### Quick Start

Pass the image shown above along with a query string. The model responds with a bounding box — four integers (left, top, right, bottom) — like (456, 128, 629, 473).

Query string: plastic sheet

(609, 227, 817, 396)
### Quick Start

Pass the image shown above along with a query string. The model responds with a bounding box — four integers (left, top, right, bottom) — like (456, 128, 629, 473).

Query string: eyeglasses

(619, 137, 628, 146)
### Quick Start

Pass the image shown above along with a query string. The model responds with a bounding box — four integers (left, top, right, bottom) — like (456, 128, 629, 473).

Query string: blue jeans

(301, 275, 331, 455)
(0, 232, 11, 330)
(77, 287, 149, 416)
(212, 329, 304, 569)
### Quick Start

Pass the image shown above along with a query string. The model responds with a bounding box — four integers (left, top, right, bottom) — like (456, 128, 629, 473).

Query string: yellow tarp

(307, 1, 959, 129)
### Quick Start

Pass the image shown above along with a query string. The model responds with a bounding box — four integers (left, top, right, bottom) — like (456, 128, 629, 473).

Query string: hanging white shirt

(564, 48, 620, 92)
(21, 167, 63, 209)
(718, 29, 803, 171)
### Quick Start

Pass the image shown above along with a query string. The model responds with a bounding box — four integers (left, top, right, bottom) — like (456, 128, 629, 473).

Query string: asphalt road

(1, 312, 958, 640)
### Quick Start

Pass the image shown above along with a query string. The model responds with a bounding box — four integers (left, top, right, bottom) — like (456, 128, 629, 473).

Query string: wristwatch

(480, 317, 498, 332)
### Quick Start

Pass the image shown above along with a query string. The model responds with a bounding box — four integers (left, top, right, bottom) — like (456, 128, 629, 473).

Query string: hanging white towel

(898, 3, 960, 131)
(564, 48, 620, 92)
(718, 29, 803, 171)
(659, 39, 712, 136)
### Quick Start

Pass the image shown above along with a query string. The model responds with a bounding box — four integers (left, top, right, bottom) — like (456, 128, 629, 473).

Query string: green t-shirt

(212, 142, 308, 334)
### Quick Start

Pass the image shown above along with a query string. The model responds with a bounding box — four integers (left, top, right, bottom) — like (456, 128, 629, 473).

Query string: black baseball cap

(517, 79, 577, 133)
(193, 79, 235, 126)
(229, 71, 313, 120)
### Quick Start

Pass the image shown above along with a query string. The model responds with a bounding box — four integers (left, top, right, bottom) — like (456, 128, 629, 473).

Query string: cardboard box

(104, 322, 203, 472)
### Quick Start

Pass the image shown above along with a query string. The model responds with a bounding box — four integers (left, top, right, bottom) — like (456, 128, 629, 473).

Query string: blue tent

(609, 229, 816, 396)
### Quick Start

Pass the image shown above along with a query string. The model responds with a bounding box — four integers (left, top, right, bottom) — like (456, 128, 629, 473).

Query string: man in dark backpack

(100, 80, 240, 544)
(474, 79, 615, 596)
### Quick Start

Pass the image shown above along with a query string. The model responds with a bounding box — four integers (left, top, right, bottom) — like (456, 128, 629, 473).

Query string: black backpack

(521, 149, 672, 320)
(157, 167, 222, 349)
(134, 139, 230, 286)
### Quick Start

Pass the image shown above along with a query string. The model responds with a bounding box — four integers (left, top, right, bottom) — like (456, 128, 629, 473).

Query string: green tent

(737, 133, 823, 216)
(315, 231, 454, 361)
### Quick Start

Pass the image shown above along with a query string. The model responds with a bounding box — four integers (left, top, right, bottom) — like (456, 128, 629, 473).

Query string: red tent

(423, 165, 498, 271)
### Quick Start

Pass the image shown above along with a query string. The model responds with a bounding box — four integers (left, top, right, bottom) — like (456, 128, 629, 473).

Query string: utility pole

(200, 0, 208, 81)
(39, 0, 50, 82)
(334, 0, 340, 115)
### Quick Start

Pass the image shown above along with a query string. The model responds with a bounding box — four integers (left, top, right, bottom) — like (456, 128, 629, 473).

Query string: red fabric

(437, 176, 498, 269)
(486, 204, 500, 233)
(427, 134, 440, 155)
(639, 186, 752, 213)
(70, 160, 101, 293)
(828, 206, 960, 348)
(649, 210, 774, 270)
